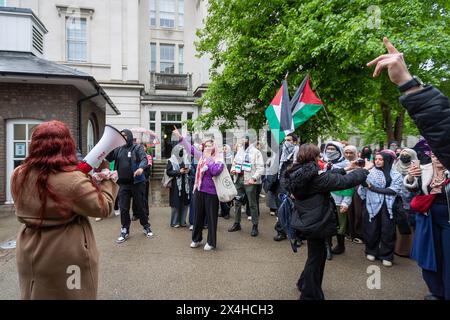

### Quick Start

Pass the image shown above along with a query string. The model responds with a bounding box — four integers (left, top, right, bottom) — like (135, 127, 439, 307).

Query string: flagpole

(309, 72, 334, 129)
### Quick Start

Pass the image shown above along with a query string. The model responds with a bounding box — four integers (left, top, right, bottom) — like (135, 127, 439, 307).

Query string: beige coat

(232, 144, 265, 184)
(12, 169, 118, 300)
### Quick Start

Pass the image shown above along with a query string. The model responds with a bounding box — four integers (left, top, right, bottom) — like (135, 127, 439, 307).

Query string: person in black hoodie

(368, 37, 450, 170)
(106, 129, 152, 243)
(286, 144, 370, 300)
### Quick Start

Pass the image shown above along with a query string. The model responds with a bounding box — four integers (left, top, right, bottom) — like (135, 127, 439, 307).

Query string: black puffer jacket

(400, 85, 450, 170)
(286, 162, 369, 239)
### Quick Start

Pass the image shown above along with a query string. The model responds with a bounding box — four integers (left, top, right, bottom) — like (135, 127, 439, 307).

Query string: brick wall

(0, 83, 106, 204)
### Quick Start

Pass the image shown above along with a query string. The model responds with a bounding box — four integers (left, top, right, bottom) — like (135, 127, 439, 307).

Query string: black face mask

(399, 155, 411, 164)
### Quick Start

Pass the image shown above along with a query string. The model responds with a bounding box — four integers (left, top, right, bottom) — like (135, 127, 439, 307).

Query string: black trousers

(363, 203, 396, 261)
(119, 182, 150, 230)
(132, 180, 150, 217)
(298, 238, 327, 300)
(192, 191, 219, 248)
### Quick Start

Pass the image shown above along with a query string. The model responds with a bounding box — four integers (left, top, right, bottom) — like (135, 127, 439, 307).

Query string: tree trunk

(380, 101, 394, 143)
(394, 109, 406, 146)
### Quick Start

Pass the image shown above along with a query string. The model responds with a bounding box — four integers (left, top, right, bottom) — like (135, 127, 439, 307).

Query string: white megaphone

(77, 125, 127, 174)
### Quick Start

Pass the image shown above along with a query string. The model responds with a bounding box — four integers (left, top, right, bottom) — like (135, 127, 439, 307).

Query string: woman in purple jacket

(173, 127, 224, 250)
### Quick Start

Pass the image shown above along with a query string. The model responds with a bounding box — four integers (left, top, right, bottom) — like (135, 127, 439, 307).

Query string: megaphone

(77, 125, 127, 174)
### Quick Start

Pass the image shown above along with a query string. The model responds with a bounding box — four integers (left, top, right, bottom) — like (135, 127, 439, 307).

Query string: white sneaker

(247, 216, 252, 221)
(382, 260, 393, 267)
(204, 243, 214, 251)
(189, 225, 194, 231)
(190, 241, 201, 248)
(114, 210, 120, 217)
(174, 224, 180, 228)
(143, 227, 153, 238)
(95, 217, 102, 222)
(366, 254, 376, 261)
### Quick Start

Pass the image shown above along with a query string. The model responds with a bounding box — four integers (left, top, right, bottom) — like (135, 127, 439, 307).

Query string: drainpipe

(77, 90, 101, 155)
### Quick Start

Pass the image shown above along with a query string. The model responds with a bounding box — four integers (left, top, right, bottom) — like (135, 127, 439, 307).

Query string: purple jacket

(180, 137, 224, 195)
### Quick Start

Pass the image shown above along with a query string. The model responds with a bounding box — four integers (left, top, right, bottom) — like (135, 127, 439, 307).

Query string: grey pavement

(0, 201, 428, 300)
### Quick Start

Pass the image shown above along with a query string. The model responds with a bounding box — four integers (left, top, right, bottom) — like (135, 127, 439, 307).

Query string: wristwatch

(398, 76, 423, 93)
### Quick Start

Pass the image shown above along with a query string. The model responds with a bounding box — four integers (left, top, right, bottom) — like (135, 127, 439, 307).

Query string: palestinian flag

(289, 74, 323, 129)
(265, 80, 293, 144)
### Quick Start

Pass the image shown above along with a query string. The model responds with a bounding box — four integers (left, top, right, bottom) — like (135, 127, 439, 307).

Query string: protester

(389, 141, 400, 152)
(413, 137, 432, 165)
(11, 121, 118, 299)
(228, 134, 265, 237)
(361, 146, 373, 161)
(323, 141, 352, 258)
(393, 148, 418, 256)
(167, 144, 191, 228)
(344, 145, 364, 244)
(405, 153, 450, 300)
(106, 129, 152, 243)
(358, 150, 403, 267)
(286, 143, 370, 300)
(173, 128, 224, 250)
(273, 133, 299, 242)
(367, 37, 450, 170)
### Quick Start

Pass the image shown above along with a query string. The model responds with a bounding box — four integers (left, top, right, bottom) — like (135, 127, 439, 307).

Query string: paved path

(0, 203, 427, 300)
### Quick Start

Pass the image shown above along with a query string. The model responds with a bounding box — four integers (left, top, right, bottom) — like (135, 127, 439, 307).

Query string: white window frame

(150, 42, 157, 71)
(87, 119, 95, 152)
(149, 0, 156, 27)
(5, 119, 42, 204)
(66, 16, 88, 62)
(57, 5, 94, 63)
(178, 44, 184, 74)
(177, 0, 184, 29)
(160, 43, 175, 74)
(159, 0, 175, 28)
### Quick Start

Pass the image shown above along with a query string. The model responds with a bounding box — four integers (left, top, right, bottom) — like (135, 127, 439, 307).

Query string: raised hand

(172, 126, 182, 139)
(367, 37, 413, 86)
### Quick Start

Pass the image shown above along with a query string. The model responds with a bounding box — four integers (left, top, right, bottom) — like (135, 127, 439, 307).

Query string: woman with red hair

(11, 120, 118, 299)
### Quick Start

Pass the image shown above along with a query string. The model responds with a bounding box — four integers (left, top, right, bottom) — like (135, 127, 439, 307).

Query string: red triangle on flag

(300, 75, 323, 105)
(270, 86, 283, 107)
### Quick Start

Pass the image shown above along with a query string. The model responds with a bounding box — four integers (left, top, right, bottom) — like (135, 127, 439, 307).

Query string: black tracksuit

(106, 129, 150, 231)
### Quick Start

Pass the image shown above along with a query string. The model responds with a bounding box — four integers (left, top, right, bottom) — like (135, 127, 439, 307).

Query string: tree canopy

(195, 0, 449, 145)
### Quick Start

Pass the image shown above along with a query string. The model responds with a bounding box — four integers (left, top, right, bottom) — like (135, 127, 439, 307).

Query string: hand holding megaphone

(77, 125, 127, 174)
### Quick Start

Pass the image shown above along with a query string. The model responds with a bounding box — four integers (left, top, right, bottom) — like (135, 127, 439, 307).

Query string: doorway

(161, 112, 182, 159)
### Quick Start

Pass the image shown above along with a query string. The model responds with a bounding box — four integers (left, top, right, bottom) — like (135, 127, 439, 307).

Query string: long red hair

(11, 120, 105, 226)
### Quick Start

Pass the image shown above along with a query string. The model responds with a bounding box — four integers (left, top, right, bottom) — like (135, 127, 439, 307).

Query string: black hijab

(375, 150, 396, 187)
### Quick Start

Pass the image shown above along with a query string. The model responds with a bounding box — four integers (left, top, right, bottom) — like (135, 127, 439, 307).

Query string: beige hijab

(343, 145, 358, 161)
(394, 148, 418, 176)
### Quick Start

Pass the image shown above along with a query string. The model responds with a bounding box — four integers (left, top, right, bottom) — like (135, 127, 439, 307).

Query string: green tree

(195, 0, 449, 144)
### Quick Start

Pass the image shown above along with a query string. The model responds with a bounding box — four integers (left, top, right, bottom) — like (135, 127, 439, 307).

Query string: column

(127, 0, 139, 81)
(110, 0, 123, 80)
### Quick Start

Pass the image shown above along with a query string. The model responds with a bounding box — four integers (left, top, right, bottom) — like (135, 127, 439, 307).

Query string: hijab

(394, 148, 418, 176)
